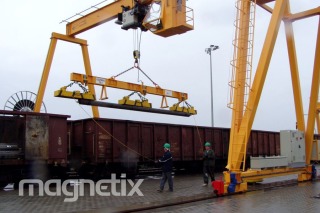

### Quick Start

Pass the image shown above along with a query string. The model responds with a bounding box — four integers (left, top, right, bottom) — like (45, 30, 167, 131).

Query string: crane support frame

(283, 3, 305, 132)
(34, 32, 100, 117)
(227, 0, 287, 171)
(34, 1, 194, 118)
(225, 0, 320, 194)
(305, 17, 320, 164)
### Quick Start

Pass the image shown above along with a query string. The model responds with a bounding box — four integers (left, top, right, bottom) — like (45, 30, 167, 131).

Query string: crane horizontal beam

(286, 7, 320, 22)
(66, 0, 133, 36)
(255, 0, 275, 5)
(240, 167, 310, 181)
(51, 32, 87, 45)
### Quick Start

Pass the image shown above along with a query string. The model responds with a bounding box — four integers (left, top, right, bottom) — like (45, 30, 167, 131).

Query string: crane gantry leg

(34, 35, 58, 113)
(227, 0, 287, 172)
(34, 33, 100, 118)
(220, 0, 320, 195)
(305, 17, 320, 164)
(284, 3, 305, 132)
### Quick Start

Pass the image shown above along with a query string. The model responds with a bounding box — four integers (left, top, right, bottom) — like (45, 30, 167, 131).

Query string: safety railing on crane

(142, 0, 194, 34)
(60, 0, 110, 24)
(228, 0, 256, 111)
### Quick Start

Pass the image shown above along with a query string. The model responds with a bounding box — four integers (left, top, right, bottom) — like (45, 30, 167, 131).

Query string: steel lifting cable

(112, 66, 136, 78)
(64, 81, 89, 93)
(115, 27, 159, 86)
(127, 91, 148, 101)
(133, 29, 140, 55)
(192, 115, 204, 151)
(111, 62, 159, 87)
(132, 28, 147, 84)
(77, 102, 154, 162)
(132, 28, 143, 58)
(112, 28, 143, 80)
(136, 66, 159, 87)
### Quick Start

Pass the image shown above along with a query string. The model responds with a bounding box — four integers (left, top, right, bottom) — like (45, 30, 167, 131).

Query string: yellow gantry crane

(223, 0, 320, 194)
(33, 0, 320, 195)
(34, 0, 195, 117)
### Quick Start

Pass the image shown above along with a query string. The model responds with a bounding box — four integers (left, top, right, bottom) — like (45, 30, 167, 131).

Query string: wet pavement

(137, 180, 320, 213)
(0, 168, 319, 213)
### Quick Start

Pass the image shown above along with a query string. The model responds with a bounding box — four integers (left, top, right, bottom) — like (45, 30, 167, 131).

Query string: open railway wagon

(67, 117, 287, 178)
(0, 110, 69, 187)
(2, 110, 320, 185)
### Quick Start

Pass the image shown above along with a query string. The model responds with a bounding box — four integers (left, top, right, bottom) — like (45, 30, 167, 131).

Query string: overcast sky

(1, 0, 319, 132)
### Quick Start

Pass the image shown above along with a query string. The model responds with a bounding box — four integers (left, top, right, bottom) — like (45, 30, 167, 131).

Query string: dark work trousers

(203, 165, 215, 184)
(160, 171, 173, 191)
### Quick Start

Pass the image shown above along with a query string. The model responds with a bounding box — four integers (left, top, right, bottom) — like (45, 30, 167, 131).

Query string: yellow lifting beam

(70, 73, 197, 115)
(70, 72, 188, 102)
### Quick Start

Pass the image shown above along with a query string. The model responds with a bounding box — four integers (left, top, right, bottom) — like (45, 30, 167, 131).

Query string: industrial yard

(1, 0, 320, 212)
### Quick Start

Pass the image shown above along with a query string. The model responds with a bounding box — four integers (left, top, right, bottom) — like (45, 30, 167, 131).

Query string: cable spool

(4, 91, 47, 113)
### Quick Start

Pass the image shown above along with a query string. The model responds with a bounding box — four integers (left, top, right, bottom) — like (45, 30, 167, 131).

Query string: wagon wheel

(4, 91, 47, 113)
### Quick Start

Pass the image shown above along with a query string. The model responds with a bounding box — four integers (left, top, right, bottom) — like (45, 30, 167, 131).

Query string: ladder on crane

(228, 0, 256, 171)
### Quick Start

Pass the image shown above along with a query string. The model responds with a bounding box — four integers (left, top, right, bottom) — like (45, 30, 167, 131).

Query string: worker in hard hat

(202, 142, 215, 186)
(157, 143, 173, 192)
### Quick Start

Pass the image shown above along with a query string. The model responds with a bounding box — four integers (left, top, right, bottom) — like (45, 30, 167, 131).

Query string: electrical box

(280, 130, 306, 168)
(311, 140, 320, 161)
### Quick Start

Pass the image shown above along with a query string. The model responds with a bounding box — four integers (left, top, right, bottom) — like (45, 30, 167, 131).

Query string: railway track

(117, 178, 301, 213)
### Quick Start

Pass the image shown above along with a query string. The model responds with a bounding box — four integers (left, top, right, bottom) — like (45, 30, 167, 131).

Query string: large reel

(4, 91, 47, 113)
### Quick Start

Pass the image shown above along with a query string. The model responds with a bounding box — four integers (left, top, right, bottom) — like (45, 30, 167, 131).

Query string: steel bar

(78, 100, 192, 117)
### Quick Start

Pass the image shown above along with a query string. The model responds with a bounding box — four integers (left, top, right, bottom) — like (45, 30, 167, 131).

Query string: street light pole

(205, 45, 219, 127)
